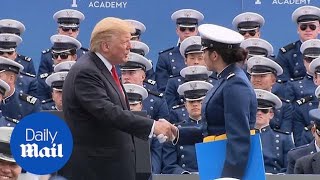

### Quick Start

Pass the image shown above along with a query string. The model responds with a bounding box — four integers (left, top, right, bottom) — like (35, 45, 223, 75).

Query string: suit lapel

(312, 153, 320, 174)
(90, 52, 128, 109)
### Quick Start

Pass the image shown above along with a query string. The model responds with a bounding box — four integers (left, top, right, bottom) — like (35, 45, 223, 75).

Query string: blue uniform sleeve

(222, 79, 254, 178)
(286, 150, 295, 174)
(37, 77, 51, 101)
(292, 104, 305, 146)
(280, 103, 293, 133)
(161, 142, 186, 174)
(153, 98, 169, 120)
(165, 79, 180, 110)
(285, 81, 296, 102)
(280, 135, 295, 173)
(276, 52, 291, 82)
(156, 54, 170, 93)
(38, 53, 53, 75)
(151, 137, 162, 174)
(28, 78, 38, 98)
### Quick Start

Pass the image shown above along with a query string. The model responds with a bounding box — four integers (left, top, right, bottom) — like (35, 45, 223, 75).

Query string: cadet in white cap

(197, 23, 257, 179)
(0, 127, 22, 180)
(123, 83, 148, 111)
(124, 19, 146, 41)
(0, 19, 36, 75)
(286, 39, 320, 103)
(232, 12, 265, 39)
(37, 34, 81, 101)
(240, 38, 273, 58)
(254, 89, 294, 174)
(156, 9, 204, 93)
(162, 81, 212, 174)
(53, 60, 76, 72)
(38, 9, 88, 100)
(276, 6, 320, 82)
(0, 56, 40, 122)
(42, 71, 68, 111)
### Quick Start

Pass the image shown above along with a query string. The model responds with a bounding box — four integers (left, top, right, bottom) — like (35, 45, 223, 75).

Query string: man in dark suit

(60, 17, 177, 180)
(294, 152, 320, 174)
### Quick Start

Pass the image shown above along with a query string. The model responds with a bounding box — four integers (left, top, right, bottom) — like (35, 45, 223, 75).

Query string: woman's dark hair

(207, 47, 248, 65)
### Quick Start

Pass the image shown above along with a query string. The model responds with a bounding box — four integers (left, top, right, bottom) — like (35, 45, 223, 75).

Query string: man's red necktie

(111, 65, 125, 98)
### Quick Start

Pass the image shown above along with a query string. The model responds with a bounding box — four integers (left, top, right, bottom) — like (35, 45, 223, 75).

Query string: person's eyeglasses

(179, 27, 196, 32)
(52, 52, 72, 60)
(0, 51, 14, 55)
(239, 30, 257, 36)
(61, 27, 79, 32)
(299, 24, 318, 31)
(257, 108, 271, 114)
(304, 56, 317, 63)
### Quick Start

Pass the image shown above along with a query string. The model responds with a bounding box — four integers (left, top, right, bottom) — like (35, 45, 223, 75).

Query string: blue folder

(195, 134, 265, 180)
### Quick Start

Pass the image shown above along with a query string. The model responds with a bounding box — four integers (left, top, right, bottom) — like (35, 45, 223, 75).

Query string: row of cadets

(276, 6, 320, 82)
(287, 87, 320, 174)
(254, 89, 294, 174)
(286, 39, 320, 102)
(122, 83, 162, 174)
(38, 9, 88, 92)
(165, 35, 216, 110)
(37, 34, 81, 101)
(247, 56, 293, 133)
(0, 19, 36, 75)
(0, 33, 37, 97)
(0, 56, 40, 124)
(162, 80, 212, 174)
(292, 57, 320, 146)
(41, 61, 75, 111)
(156, 9, 204, 92)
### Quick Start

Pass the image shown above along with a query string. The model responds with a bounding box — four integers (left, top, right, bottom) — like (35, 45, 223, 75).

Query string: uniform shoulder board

(147, 89, 163, 97)
(19, 93, 38, 105)
(42, 49, 50, 54)
(5, 116, 19, 124)
(159, 47, 174, 54)
(20, 71, 36, 78)
(273, 128, 290, 135)
(144, 79, 156, 85)
(18, 54, 32, 62)
(172, 104, 185, 110)
(40, 73, 49, 79)
(226, 73, 235, 80)
(41, 98, 53, 104)
(80, 47, 89, 52)
(290, 76, 304, 82)
(280, 42, 295, 53)
(296, 95, 313, 106)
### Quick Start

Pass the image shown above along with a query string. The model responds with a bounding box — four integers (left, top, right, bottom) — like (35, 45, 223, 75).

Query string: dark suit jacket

(294, 151, 320, 174)
(60, 52, 154, 180)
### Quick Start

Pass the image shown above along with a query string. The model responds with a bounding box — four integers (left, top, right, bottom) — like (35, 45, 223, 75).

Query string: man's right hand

(154, 119, 178, 142)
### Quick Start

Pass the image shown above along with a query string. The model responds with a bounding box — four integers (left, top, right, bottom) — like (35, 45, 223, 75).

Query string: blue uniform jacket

(285, 75, 316, 102)
(201, 64, 257, 178)
(40, 99, 56, 111)
(276, 41, 305, 81)
(169, 104, 189, 124)
(162, 118, 201, 174)
(270, 99, 293, 133)
(16, 54, 36, 75)
(155, 46, 186, 93)
(0, 115, 19, 127)
(258, 126, 294, 174)
(16, 72, 38, 98)
(286, 141, 317, 174)
(1, 91, 40, 120)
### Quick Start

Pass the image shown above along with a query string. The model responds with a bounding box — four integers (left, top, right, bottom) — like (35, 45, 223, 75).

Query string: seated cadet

(0, 19, 36, 75)
(121, 52, 169, 121)
(41, 61, 75, 110)
(0, 57, 40, 122)
(276, 6, 320, 81)
(0, 33, 37, 97)
(287, 106, 320, 174)
(254, 89, 294, 174)
(232, 12, 264, 39)
(286, 39, 320, 102)
(162, 80, 213, 174)
(293, 57, 320, 146)
(247, 56, 293, 133)
(0, 127, 22, 180)
(37, 34, 81, 101)
(239, 38, 287, 99)
(38, 9, 87, 88)
(165, 36, 216, 109)
(156, 9, 204, 92)
(293, 109, 320, 174)
(123, 83, 162, 174)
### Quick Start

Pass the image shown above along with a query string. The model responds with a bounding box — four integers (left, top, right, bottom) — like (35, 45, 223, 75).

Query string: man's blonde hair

(90, 17, 134, 52)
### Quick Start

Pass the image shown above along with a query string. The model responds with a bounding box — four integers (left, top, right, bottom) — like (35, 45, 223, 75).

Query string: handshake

(154, 119, 179, 143)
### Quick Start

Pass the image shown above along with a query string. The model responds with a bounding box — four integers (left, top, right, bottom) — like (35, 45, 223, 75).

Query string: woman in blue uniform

(199, 24, 257, 179)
